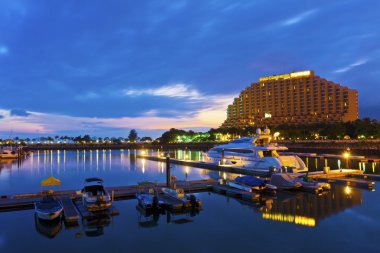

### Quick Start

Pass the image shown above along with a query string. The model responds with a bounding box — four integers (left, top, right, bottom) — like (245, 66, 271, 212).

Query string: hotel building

(222, 70, 358, 128)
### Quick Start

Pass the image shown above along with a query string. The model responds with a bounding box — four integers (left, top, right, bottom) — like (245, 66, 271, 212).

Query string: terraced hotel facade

(222, 71, 358, 128)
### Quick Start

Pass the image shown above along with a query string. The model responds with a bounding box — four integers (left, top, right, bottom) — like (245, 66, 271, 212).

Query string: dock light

(141, 150, 146, 155)
(185, 154, 189, 160)
(343, 148, 351, 170)
(344, 186, 352, 196)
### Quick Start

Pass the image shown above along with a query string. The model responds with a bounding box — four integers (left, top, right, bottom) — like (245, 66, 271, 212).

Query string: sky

(0, 0, 380, 138)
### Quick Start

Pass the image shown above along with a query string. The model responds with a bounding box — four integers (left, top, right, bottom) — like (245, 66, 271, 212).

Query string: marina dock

(60, 195, 80, 225)
(0, 156, 377, 227)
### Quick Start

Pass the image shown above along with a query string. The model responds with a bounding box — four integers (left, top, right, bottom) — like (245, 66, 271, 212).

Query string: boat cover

(269, 174, 302, 189)
(235, 176, 265, 187)
(85, 177, 104, 183)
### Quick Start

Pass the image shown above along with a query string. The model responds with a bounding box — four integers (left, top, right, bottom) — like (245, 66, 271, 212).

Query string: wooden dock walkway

(59, 195, 80, 225)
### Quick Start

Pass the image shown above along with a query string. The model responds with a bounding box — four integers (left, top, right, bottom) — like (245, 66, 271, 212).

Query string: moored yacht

(204, 128, 308, 173)
(0, 147, 19, 159)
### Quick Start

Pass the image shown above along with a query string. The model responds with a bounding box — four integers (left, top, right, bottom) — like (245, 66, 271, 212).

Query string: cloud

(0, 45, 8, 55)
(123, 83, 202, 100)
(10, 109, 30, 117)
(281, 9, 318, 26)
(0, 91, 234, 136)
(333, 58, 368, 73)
(75, 91, 100, 100)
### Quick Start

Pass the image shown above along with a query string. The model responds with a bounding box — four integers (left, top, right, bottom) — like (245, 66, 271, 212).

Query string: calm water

(0, 150, 380, 253)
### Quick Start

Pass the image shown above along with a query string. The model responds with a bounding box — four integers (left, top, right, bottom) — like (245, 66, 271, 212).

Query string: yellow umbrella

(41, 176, 61, 187)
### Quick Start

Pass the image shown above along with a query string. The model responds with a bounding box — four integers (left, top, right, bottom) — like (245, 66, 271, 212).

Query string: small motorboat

(269, 173, 303, 189)
(161, 188, 202, 208)
(294, 177, 331, 191)
(34, 195, 63, 221)
(227, 175, 277, 194)
(81, 178, 112, 212)
(136, 188, 163, 211)
(35, 176, 63, 221)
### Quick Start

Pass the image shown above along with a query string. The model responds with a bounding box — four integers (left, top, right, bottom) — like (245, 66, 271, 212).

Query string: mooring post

(221, 149, 225, 165)
(166, 156, 171, 187)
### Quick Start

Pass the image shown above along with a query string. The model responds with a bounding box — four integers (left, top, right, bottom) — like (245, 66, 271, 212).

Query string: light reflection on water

(0, 149, 379, 252)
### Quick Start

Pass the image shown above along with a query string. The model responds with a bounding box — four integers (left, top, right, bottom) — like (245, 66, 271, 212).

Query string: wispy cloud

(124, 83, 202, 100)
(281, 9, 318, 26)
(333, 58, 368, 73)
(75, 91, 100, 100)
(0, 90, 235, 136)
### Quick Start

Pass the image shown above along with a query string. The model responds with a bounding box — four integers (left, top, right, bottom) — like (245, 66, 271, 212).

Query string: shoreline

(20, 140, 380, 158)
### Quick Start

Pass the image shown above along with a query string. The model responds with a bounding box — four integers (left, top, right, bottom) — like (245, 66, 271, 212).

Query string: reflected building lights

(57, 150, 60, 175)
(142, 159, 145, 174)
(37, 150, 40, 175)
(63, 150, 66, 172)
(90, 150, 93, 170)
(83, 150, 86, 171)
(109, 150, 112, 170)
(96, 150, 99, 171)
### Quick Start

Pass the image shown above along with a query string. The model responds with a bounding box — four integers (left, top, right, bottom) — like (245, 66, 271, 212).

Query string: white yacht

(204, 128, 308, 173)
(0, 147, 19, 159)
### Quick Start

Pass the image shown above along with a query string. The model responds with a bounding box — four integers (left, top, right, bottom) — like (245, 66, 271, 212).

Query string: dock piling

(166, 156, 171, 187)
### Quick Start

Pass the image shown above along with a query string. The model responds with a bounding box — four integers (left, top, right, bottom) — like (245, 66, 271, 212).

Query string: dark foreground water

(0, 150, 379, 253)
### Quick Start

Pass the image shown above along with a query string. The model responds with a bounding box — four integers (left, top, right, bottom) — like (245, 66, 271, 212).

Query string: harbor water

(0, 149, 379, 253)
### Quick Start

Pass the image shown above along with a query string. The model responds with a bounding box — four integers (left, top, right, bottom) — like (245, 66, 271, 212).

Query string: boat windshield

(231, 138, 252, 144)
(210, 148, 253, 154)
(260, 150, 279, 158)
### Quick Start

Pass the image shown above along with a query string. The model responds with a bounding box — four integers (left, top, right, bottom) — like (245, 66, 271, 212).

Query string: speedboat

(269, 173, 302, 189)
(136, 188, 163, 211)
(161, 188, 202, 208)
(204, 128, 308, 173)
(81, 178, 112, 212)
(227, 175, 277, 194)
(34, 195, 63, 221)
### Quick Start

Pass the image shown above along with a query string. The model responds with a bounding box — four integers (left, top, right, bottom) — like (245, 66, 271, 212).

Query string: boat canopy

(41, 176, 61, 187)
(85, 177, 104, 183)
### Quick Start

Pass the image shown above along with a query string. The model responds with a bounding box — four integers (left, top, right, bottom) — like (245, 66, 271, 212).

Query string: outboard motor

(152, 196, 159, 209)
(189, 194, 197, 207)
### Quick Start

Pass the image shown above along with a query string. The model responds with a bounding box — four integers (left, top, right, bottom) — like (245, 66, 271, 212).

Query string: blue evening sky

(0, 0, 379, 138)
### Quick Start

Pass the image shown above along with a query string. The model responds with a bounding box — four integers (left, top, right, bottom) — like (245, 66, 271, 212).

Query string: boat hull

(35, 210, 62, 221)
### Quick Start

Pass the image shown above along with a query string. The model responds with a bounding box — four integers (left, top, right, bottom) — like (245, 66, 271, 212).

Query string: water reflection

(82, 214, 112, 237)
(34, 215, 62, 239)
(136, 205, 200, 229)
(233, 185, 362, 227)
